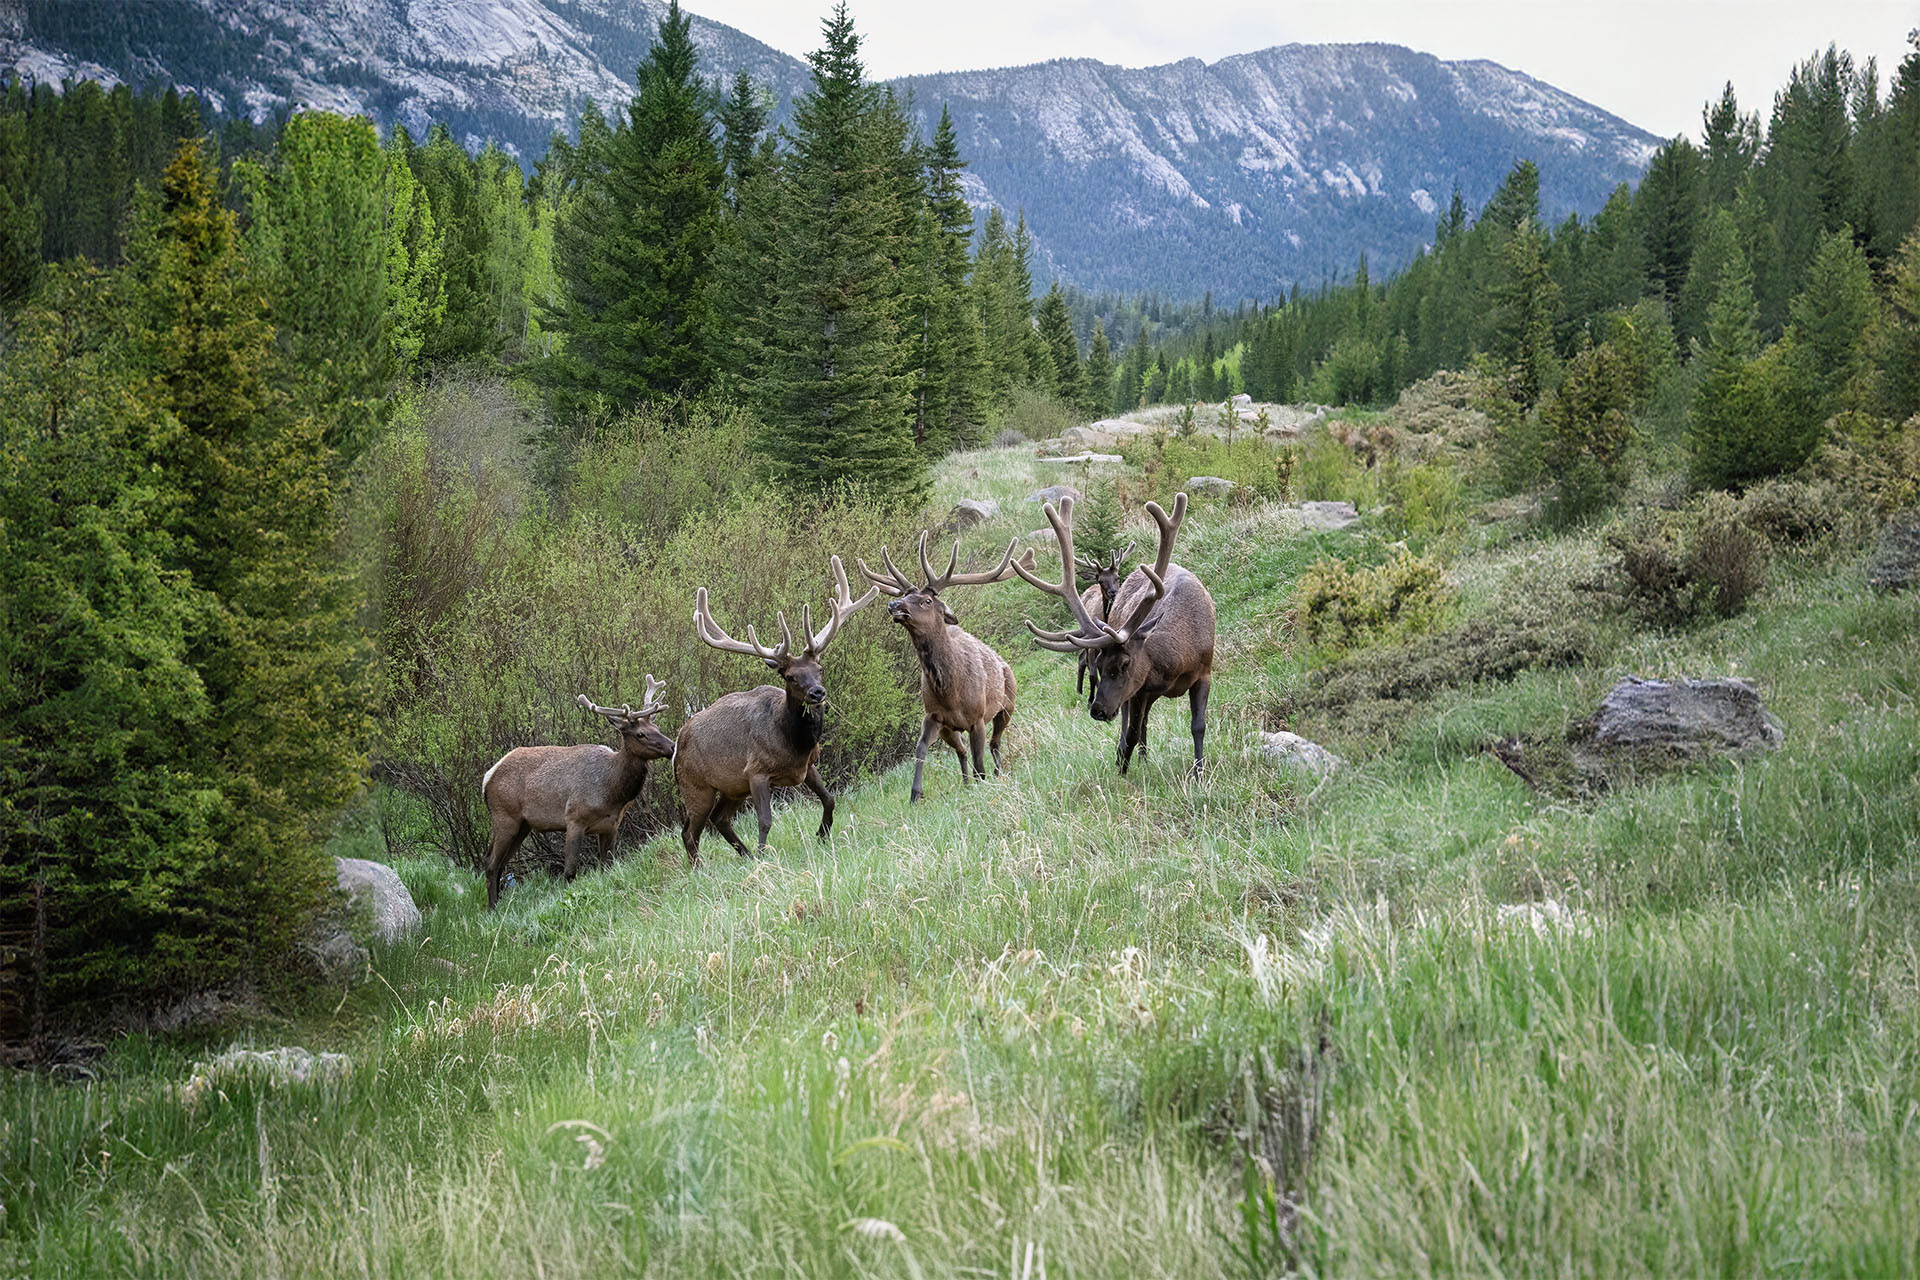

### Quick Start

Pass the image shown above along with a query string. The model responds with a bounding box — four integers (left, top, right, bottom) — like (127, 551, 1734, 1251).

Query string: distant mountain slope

(1, 0, 1656, 298)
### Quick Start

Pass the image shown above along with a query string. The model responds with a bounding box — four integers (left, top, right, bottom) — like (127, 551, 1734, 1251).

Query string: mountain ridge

(2, 0, 1659, 297)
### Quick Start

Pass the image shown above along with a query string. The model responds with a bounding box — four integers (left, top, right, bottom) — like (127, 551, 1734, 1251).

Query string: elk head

(576, 675, 675, 760)
(1075, 540, 1135, 620)
(693, 557, 878, 709)
(1014, 493, 1188, 722)
(856, 533, 1026, 642)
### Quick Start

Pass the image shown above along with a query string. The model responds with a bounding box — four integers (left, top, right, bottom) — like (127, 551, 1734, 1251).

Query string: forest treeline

(3, 8, 1918, 1031)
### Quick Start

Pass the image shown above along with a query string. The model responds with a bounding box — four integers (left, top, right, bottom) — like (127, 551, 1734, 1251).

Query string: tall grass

(4, 425, 1917, 1277)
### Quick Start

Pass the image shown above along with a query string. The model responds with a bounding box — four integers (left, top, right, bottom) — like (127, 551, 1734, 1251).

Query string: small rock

(1230, 393, 1253, 410)
(1029, 484, 1083, 506)
(1588, 676, 1783, 757)
(1187, 475, 1239, 496)
(943, 497, 999, 531)
(1258, 730, 1343, 776)
(1289, 500, 1360, 531)
(1036, 451, 1124, 464)
(179, 1046, 352, 1108)
(335, 856, 422, 944)
(1026, 527, 1056, 544)
(1866, 515, 1920, 592)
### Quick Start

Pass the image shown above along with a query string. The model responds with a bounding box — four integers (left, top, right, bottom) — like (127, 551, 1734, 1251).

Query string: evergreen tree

(1083, 318, 1113, 418)
(543, 0, 724, 409)
(1035, 282, 1084, 406)
(719, 70, 768, 211)
(1875, 230, 1920, 421)
(755, 4, 924, 505)
(1194, 330, 1218, 401)
(1785, 224, 1879, 415)
(1117, 322, 1150, 412)
(1676, 207, 1743, 350)
(1539, 339, 1636, 520)
(1489, 218, 1561, 409)
(920, 106, 983, 448)
(1691, 236, 1816, 488)
(382, 126, 445, 375)
(1700, 83, 1760, 210)
(0, 104, 40, 305)
(1636, 137, 1704, 307)
(414, 124, 497, 363)
(234, 111, 388, 466)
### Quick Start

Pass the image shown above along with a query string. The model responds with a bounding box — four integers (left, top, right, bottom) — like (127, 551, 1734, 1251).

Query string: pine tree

(1700, 83, 1759, 210)
(414, 124, 496, 363)
(1636, 138, 1704, 307)
(922, 106, 984, 449)
(1489, 218, 1561, 410)
(1677, 207, 1743, 350)
(1875, 230, 1920, 421)
(719, 70, 768, 211)
(1786, 224, 1879, 415)
(1083, 318, 1113, 418)
(1691, 237, 1814, 488)
(755, 3, 924, 505)
(1194, 330, 1218, 402)
(0, 105, 40, 305)
(543, 0, 723, 409)
(1035, 282, 1084, 406)
(234, 111, 389, 467)
(1116, 322, 1149, 412)
(383, 127, 445, 375)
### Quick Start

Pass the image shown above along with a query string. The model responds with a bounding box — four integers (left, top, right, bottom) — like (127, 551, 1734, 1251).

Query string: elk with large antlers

(674, 557, 878, 862)
(1015, 493, 1216, 776)
(480, 678, 675, 909)
(858, 534, 1028, 803)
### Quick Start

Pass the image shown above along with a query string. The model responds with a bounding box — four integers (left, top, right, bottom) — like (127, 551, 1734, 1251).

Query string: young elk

(674, 557, 878, 863)
(1014, 493, 1217, 776)
(480, 678, 675, 909)
(857, 534, 1028, 803)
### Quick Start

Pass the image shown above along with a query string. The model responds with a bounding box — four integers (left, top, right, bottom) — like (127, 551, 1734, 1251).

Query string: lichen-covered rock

(1289, 500, 1360, 531)
(1187, 475, 1239, 496)
(1588, 676, 1783, 757)
(334, 857, 422, 945)
(179, 1047, 352, 1107)
(1258, 730, 1343, 776)
(1029, 484, 1083, 506)
(1865, 515, 1920, 592)
(944, 498, 999, 531)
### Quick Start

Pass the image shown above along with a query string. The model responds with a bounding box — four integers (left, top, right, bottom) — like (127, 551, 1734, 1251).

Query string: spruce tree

(756, 3, 924, 506)
(1636, 138, 1704, 307)
(1489, 219, 1561, 410)
(383, 127, 445, 376)
(1875, 230, 1920, 421)
(719, 70, 768, 211)
(1035, 282, 1084, 406)
(545, 0, 723, 411)
(414, 125, 497, 363)
(1676, 207, 1743, 351)
(923, 106, 983, 448)
(1083, 318, 1113, 418)
(1785, 224, 1879, 416)
(1700, 83, 1759, 210)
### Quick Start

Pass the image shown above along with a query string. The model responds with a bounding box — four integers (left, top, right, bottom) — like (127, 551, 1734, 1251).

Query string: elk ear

(937, 600, 958, 624)
(762, 656, 783, 673)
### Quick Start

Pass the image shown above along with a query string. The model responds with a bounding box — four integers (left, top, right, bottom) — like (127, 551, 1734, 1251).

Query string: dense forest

(3, 6, 1918, 1036)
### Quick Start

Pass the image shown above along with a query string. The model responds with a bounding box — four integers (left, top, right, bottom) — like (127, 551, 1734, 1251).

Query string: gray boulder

(1290, 500, 1361, 532)
(334, 856, 422, 945)
(944, 498, 999, 531)
(1258, 730, 1342, 777)
(1588, 676, 1783, 757)
(1230, 393, 1254, 411)
(1866, 516, 1920, 592)
(1187, 475, 1239, 497)
(1029, 484, 1083, 506)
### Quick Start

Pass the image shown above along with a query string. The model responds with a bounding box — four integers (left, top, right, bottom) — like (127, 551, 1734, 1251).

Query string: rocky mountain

(2, 0, 1658, 298)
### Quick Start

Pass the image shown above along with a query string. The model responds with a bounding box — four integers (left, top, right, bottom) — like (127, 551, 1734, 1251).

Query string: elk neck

(780, 687, 825, 753)
(913, 621, 958, 695)
(609, 742, 653, 804)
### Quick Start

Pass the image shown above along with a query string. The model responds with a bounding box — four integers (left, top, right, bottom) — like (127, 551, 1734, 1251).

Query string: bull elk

(1074, 539, 1133, 703)
(480, 678, 675, 909)
(857, 534, 1028, 803)
(1015, 493, 1217, 776)
(674, 557, 877, 863)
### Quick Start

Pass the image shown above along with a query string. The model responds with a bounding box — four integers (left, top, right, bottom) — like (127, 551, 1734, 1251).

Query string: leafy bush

(997, 385, 1081, 441)
(1692, 337, 1820, 491)
(1605, 497, 1768, 625)
(356, 388, 925, 875)
(1124, 434, 1293, 505)
(1734, 476, 1854, 550)
(1812, 412, 1920, 513)
(1385, 463, 1465, 545)
(1296, 548, 1451, 655)
(1540, 340, 1638, 525)
(1293, 427, 1383, 511)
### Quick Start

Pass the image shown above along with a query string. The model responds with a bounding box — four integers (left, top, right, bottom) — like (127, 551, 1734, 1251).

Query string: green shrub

(1296, 548, 1451, 655)
(356, 389, 926, 876)
(1293, 427, 1383, 510)
(1540, 341, 1638, 525)
(1692, 337, 1820, 490)
(1386, 463, 1465, 545)
(1734, 476, 1854, 550)
(1605, 496, 1768, 626)
(998, 385, 1081, 441)
(1123, 434, 1293, 505)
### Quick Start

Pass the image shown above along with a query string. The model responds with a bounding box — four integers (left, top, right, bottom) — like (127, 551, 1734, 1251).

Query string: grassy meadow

(4, 429, 1918, 1278)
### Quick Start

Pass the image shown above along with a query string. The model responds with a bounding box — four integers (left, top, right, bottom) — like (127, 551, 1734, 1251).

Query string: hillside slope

(5, 431, 1916, 1276)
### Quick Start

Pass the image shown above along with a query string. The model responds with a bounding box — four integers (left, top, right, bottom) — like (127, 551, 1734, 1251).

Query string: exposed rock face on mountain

(2, 0, 1656, 296)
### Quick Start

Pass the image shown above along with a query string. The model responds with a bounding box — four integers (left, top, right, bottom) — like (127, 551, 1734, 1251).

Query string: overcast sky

(689, 1, 1919, 140)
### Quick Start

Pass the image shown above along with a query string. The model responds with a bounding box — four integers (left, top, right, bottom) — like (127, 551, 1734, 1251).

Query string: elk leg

(804, 763, 834, 841)
(940, 726, 968, 782)
(680, 788, 715, 867)
(988, 709, 1011, 775)
(485, 818, 529, 910)
(967, 723, 989, 779)
(911, 715, 941, 803)
(1189, 678, 1211, 778)
(1119, 694, 1155, 775)
(562, 823, 584, 882)
(749, 775, 775, 853)
(711, 797, 753, 858)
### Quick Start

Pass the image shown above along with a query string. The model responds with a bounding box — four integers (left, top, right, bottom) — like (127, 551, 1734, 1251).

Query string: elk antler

(804, 556, 879, 656)
(577, 675, 667, 725)
(920, 533, 1021, 593)
(694, 587, 787, 661)
(1074, 540, 1135, 581)
(1012, 496, 1120, 652)
(1107, 493, 1187, 637)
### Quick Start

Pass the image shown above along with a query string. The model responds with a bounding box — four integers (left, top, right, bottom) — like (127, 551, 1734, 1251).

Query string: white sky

(691, 1, 1920, 139)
